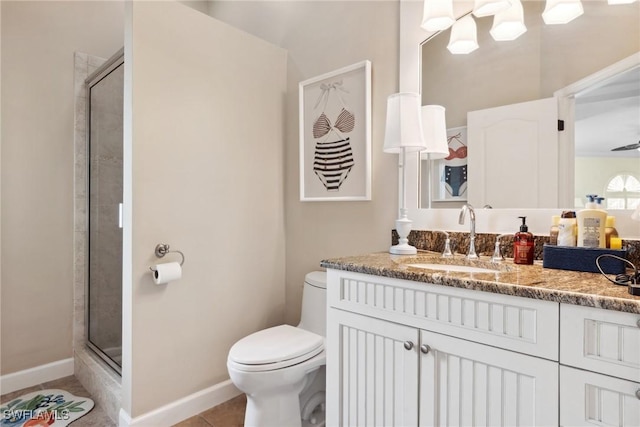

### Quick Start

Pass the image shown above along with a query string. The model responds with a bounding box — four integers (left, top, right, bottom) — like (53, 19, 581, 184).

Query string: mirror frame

(398, 0, 640, 237)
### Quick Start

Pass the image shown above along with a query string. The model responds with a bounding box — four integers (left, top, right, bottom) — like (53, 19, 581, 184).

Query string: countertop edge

(320, 259, 640, 315)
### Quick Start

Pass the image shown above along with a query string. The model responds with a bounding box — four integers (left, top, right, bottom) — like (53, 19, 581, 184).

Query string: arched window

(604, 174, 640, 209)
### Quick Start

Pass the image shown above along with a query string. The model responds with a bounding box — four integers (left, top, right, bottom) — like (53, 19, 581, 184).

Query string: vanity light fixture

(490, 0, 527, 41)
(542, 0, 584, 25)
(383, 93, 428, 255)
(447, 15, 479, 54)
(421, 0, 455, 32)
(473, 0, 513, 17)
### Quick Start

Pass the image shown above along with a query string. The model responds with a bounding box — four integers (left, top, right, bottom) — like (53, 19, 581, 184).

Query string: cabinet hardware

(403, 341, 414, 351)
(420, 344, 431, 354)
(636, 389, 640, 400)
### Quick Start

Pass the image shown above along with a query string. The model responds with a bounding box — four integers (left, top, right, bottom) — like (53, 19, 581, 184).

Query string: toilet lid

(228, 325, 324, 367)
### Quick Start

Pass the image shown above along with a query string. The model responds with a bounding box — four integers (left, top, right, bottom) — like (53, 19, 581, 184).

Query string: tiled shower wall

(73, 51, 121, 422)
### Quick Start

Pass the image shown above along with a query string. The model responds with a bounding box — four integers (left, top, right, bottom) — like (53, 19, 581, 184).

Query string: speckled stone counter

(320, 251, 640, 314)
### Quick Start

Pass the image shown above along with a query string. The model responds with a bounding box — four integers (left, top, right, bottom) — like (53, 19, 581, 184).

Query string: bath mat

(1, 389, 94, 427)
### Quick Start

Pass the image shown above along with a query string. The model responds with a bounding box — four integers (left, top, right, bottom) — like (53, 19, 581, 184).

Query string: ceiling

(575, 66, 640, 158)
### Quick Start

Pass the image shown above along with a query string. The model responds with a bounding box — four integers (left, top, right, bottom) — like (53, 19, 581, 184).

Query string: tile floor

(0, 375, 247, 427)
(172, 394, 246, 427)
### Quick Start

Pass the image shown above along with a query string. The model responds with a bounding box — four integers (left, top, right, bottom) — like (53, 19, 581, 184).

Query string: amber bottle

(514, 216, 535, 265)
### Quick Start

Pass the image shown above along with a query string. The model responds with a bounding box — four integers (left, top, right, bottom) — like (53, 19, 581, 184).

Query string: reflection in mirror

(574, 66, 640, 210)
(419, 0, 639, 209)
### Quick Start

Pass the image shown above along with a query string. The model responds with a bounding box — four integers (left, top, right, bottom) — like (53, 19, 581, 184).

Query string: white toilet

(227, 271, 327, 427)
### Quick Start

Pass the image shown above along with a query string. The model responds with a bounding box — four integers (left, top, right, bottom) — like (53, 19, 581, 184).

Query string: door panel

(327, 309, 419, 427)
(420, 329, 558, 427)
(467, 97, 558, 208)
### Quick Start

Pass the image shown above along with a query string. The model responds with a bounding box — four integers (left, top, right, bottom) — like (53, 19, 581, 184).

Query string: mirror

(418, 0, 640, 209)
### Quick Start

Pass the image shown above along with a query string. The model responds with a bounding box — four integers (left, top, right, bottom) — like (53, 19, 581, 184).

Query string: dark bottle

(514, 216, 535, 265)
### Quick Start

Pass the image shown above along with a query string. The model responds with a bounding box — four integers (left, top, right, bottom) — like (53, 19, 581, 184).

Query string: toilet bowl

(227, 271, 327, 427)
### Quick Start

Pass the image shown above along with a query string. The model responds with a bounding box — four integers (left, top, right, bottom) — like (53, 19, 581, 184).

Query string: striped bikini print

(312, 108, 356, 139)
(313, 137, 354, 191)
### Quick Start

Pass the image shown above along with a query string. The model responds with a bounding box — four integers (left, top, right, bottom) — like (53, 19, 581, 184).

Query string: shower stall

(84, 50, 124, 374)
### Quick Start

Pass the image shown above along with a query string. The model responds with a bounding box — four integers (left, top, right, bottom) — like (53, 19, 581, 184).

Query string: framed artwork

(431, 126, 468, 202)
(299, 60, 371, 201)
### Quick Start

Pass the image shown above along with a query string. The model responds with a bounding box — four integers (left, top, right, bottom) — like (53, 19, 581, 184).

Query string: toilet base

(244, 392, 302, 427)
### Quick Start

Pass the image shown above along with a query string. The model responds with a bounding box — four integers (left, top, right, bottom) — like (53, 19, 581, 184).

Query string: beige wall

(125, 1, 287, 416)
(208, 0, 400, 325)
(1, 0, 401, 415)
(1, 1, 124, 375)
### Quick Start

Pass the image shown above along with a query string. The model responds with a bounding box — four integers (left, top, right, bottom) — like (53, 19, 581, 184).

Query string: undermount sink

(407, 263, 500, 274)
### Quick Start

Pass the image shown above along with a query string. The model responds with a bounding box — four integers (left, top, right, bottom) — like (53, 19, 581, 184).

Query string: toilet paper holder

(149, 243, 185, 271)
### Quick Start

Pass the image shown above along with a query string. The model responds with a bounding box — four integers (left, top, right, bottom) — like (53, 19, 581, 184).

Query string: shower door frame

(84, 49, 124, 375)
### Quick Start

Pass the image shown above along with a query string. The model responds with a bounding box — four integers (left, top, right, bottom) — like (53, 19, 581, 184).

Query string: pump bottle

(514, 216, 534, 265)
(577, 194, 607, 248)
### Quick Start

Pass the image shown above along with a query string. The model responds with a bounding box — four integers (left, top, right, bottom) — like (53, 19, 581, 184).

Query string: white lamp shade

(490, 0, 527, 41)
(473, 0, 512, 17)
(447, 15, 479, 55)
(421, 105, 449, 160)
(542, 0, 584, 25)
(383, 93, 427, 153)
(608, 0, 637, 4)
(421, 0, 455, 32)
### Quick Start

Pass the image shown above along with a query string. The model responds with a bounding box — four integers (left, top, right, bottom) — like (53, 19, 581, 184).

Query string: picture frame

(430, 126, 468, 202)
(299, 60, 371, 201)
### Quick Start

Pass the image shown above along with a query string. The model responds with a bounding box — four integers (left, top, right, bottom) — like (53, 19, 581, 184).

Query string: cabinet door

(560, 365, 640, 427)
(326, 308, 419, 427)
(419, 330, 558, 427)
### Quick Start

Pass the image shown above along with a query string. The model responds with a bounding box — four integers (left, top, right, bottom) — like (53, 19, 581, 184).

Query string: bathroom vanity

(321, 252, 640, 426)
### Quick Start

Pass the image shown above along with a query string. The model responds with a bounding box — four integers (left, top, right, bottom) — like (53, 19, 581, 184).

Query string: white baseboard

(0, 358, 74, 395)
(118, 379, 241, 427)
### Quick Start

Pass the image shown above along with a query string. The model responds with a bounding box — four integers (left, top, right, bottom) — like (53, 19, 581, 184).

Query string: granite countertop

(320, 251, 640, 314)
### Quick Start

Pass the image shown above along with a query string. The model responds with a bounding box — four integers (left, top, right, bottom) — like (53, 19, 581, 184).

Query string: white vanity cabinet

(326, 270, 560, 426)
(559, 304, 640, 426)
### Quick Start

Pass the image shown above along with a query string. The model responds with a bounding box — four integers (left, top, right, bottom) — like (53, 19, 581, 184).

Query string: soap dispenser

(577, 194, 607, 248)
(514, 216, 534, 265)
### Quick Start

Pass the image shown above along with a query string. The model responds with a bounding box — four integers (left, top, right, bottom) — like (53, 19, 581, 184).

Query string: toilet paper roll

(153, 262, 182, 285)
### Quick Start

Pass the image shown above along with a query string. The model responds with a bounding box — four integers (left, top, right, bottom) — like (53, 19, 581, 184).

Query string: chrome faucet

(458, 203, 478, 259)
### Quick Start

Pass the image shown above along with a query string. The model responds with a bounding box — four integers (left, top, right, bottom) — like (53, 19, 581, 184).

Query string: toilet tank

(298, 271, 327, 337)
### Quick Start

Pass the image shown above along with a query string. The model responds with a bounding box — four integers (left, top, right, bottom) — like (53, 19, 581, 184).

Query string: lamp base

(390, 215, 417, 255)
(389, 243, 418, 255)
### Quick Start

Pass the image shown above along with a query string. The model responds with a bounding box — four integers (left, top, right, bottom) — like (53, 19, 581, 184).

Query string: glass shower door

(86, 54, 124, 373)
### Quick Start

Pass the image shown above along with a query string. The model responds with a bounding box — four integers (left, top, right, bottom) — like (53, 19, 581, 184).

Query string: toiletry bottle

(549, 215, 560, 245)
(577, 194, 607, 248)
(514, 216, 534, 265)
(605, 216, 619, 249)
(557, 211, 577, 246)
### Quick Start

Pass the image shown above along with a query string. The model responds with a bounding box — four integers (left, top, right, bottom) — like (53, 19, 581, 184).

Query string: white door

(467, 97, 559, 208)
(560, 365, 640, 426)
(326, 309, 419, 427)
(419, 330, 559, 427)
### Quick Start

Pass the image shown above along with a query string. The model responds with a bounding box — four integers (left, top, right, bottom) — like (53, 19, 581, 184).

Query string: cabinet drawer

(561, 304, 640, 382)
(560, 365, 640, 427)
(327, 270, 559, 360)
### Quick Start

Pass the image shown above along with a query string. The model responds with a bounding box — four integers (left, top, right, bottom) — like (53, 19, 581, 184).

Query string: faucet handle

(442, 237, 453, 258)
(491, 234, 511, 262)
(433, 230, 453, 258)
